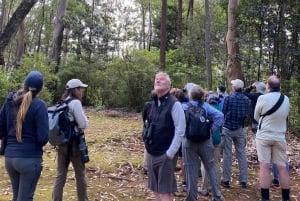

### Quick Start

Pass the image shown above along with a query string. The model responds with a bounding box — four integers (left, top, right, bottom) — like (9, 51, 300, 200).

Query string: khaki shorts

(255, 138, 287, 166)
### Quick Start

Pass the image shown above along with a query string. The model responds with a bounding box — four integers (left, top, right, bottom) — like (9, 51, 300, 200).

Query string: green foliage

(9, 53, 56, 105)
(99, 50, 159, 111)
(281, 78, 300, 136)
(0, 70, 13, 105)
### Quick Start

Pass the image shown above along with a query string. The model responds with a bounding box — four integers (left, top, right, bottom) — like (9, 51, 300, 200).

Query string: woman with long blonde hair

(0, 70, 49, 201)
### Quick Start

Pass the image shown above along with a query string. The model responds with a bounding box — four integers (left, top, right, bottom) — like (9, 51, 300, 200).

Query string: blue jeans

(5, 157, 42, 201)
(272, 162, 289, 180)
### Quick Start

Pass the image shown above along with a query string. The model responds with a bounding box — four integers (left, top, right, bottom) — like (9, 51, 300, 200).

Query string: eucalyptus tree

(49, 0, 68, 72)
(0, 0, 38, 66)
(205, 0, 212, 90)
(226, 0, 244, 85)
(160, 0, 167, 69)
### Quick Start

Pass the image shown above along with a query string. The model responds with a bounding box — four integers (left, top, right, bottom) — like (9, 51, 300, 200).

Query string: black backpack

(48, 98, 76, 146)
(185, 102, 211, 142)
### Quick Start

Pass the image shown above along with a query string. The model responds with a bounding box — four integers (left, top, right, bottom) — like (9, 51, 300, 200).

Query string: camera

(78, 135, 89, 163)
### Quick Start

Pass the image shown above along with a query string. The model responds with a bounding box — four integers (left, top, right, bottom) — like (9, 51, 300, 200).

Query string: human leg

(199, 140, 222, 199)
(273, 140, 290, 201)
(5, 157, 19, 201)
(256, 138, 272, 200)
(234, 128, 248, 185)
(148, 153, 177, 200)
(71, 151, 88, 201)
(221, 128, 233, 185)
(182, 139, 200, 201)
(6, 158, 42, 201)
(52, 145, 70, 201)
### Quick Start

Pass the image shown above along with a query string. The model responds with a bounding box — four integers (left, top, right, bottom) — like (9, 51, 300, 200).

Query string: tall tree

(0, 0, 38, 65)
(14, 20, 25, 69)
(176, 0, 182, 45)
(226, 0, 244, 85)
(49, 0, 68, 72)
(205, 0, 212, 90)
(159, 0, 167, 70)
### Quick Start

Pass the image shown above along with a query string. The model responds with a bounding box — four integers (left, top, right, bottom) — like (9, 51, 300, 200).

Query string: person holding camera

(52, 79, 89, 201)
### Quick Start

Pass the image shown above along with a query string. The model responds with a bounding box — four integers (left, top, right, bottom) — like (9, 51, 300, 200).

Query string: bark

(147, 0, 152, 51)
(0, 0, 7, 33)
(205, 0, 212, 90)
(0, 0, 38, 65)
(226, 0, 244, 86)
(14, 20, 25, 69)
(50, 0, 68, 72)
(176, 0, 182, 46)
(159, 0, 167, 70)
(37, 0, 45, 53)
(141, 3, 146, 49)
(187, 0, 194, 19)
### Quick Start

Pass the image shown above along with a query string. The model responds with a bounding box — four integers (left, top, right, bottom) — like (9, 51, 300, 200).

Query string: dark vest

(145, 93, 176, 156)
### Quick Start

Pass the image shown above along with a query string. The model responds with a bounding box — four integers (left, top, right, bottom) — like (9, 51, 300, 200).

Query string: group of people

(142, 71, 290, 201)
(0, 70, 291, 201)
(0, 70, 89, 201)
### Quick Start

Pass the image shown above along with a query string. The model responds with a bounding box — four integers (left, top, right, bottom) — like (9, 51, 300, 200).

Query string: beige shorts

(255, 138, 287, 166)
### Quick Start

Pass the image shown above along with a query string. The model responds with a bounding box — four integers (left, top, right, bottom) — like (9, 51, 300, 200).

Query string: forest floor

(0, 108, 300, 201)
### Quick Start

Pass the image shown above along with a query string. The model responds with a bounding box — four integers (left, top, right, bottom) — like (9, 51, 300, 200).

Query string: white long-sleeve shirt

(67, 98, 88, 131)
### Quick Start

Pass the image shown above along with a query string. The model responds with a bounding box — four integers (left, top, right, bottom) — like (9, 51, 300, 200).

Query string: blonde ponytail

(16, 89, 33, 142)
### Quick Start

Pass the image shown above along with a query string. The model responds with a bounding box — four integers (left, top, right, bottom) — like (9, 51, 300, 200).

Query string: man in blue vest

(144, 71, 186, 201)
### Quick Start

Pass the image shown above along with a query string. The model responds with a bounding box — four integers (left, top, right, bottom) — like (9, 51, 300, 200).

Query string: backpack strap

(258, 93, 284, 129)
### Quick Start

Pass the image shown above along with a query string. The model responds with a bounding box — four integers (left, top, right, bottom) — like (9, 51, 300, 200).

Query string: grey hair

(188, 84, 205, 101)
(156, 71, 171, 87)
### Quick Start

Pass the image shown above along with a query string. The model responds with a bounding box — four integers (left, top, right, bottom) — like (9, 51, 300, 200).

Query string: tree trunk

(141, 3, 146, 50)
(147, 0, 152, 51)
(0, 0, 38, 65)
(50, 0, 68, 72)
(159, 0, 167, 70)
(14, 20, 25, 69)
(37, 0, 45, 53)
(176, 0, 182, 46)
(226, 0, 244, 86)
(187, 0, 194, 19)
(205, 0, 212, 90)
(0, 0, 7, 33)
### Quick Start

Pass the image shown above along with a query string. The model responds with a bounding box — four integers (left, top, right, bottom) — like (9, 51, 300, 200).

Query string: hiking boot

(213, 195, 224, 201)
(240, 182, 247, 188)
(198, 188, 209, 196)
(221, 180, 230, 188)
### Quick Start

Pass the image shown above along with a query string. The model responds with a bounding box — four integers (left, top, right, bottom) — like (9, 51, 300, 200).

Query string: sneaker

(198, 188, 209, 196)
(213, 195, 224, 201)
(240, 182, 247, 188)
(221, 180, 230, 188)
(270, 179, 280, 188)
